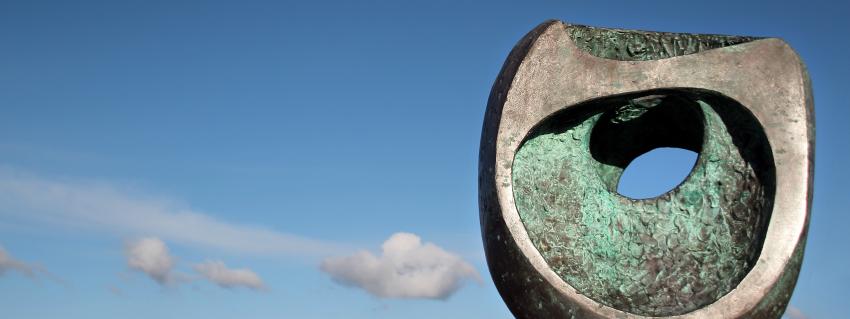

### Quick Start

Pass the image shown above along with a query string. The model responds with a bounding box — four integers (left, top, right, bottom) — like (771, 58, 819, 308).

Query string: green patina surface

(512, 99, 772, 316)
(568, 24, 758, 61)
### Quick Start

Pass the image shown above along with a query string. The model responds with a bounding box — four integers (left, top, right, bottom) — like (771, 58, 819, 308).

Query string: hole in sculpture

(616, 147, 698, 199)
(588, 92, 705, 197)
(512, 88, 776, 316)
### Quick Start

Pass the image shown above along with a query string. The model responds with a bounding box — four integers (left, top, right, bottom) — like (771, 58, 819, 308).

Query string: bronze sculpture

(479, 20, 813, 318)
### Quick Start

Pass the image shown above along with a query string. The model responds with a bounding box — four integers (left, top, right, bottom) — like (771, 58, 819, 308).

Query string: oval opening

(511, 89, 776, 316)
(616, 147, 698, 199)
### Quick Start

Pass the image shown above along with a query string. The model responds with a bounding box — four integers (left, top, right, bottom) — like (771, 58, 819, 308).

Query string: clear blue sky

(0, 0, 847, 318)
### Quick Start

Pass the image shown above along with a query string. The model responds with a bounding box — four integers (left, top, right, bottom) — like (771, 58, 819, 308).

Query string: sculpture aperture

(479, 21, 813, 319)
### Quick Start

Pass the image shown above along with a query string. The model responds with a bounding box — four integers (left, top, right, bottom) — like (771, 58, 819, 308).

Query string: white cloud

(125, 237, 178, 285)
(0, 244, 37, 277)
(126, 237, 265, 291)
(320, 232, 481, 300)
(194, 260, 266, 291)
(784, 306, 810, 319)
(0, 168, 344, 257)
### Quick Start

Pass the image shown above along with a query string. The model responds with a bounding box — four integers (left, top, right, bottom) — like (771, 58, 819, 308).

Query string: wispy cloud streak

(0, 244, 62, 285)
(0, 168, 344, 257)
(0, 244, 39, 277)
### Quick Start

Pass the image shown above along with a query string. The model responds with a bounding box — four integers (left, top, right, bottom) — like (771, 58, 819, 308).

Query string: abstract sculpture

(479, 20, 813, 318)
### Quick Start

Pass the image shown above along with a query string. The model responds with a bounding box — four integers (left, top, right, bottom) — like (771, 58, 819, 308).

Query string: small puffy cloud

(320, 232, 481, 300)
(125, 237, 176, 285)
(784, 306, 810, 319)
(194, 260, 266, 291)
(125, 237, 265, 291)
(0, 244, 37, 277)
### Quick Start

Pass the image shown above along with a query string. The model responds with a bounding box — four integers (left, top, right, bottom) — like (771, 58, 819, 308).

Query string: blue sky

(0, 0, 847, 318)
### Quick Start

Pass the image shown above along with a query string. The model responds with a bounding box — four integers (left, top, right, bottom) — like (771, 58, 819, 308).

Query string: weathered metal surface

(479, 20, 813, 319)
(513, 92, 774, 316)
(567, 25, 759, 61)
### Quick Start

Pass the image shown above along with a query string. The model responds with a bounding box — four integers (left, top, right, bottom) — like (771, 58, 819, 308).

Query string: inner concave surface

(511, 89, 775, 316)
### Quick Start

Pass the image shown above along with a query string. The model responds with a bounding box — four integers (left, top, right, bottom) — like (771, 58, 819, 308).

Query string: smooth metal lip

(479, 20, 813, 319)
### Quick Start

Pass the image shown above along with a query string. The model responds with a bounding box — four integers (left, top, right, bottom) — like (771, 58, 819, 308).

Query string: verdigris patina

(479, 21, 813, 319)
(513, 91, 774, 316)
(567, 25, 758, 61)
